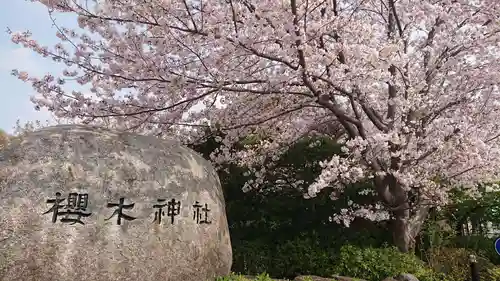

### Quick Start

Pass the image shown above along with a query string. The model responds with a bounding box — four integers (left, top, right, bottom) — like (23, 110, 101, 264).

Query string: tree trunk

(455, 219, 464, 236)
(392, 206, 430, 253)
(471, 217, 478, 234)
(372, 172, 431, 252)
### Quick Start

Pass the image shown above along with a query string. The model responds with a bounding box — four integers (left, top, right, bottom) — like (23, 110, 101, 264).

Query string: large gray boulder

(0, 125, 232, 281)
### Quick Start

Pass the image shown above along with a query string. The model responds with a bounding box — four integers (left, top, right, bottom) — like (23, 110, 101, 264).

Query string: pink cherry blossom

(9, 0, 500, 251)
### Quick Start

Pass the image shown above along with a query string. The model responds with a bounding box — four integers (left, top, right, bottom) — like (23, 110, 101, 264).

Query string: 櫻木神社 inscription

(0, 125, 232, 281)
(44, 192, 212, 226)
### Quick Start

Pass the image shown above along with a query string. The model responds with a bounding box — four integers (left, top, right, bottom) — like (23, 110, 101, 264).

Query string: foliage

(331, 245, 450, 281)
(487, 267, 500, 281)
(0, 129, 8, 149)
(195, 132, 490, 280)
(446, 185, 500, 230)
(449, 236, 500, 265)
(192, 136, 389, 277)
(415, 209, 456, 260)
(425, 247, 494, 281)
(231, 229, 386, 279)
(418, 184, 500, 265)
(224, 174, 389, 278)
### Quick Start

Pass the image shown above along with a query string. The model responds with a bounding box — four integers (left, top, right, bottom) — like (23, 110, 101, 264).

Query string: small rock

(332, 275, 367, 281)
(294, 275, 366, 281)
(394, 273, 419, 281)
(294, 276, 333, 281)
(242, 275, 287, 281)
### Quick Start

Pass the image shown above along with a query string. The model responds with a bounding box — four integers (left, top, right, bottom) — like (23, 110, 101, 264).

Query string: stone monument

(0, 125, 232, 281)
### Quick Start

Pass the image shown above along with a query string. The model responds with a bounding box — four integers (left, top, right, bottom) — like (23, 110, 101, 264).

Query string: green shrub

(488, 266, 500, 281)
(450, 235, 500, 264)
(215, 273, 277, 281)
(227, 185, 389, 278)
(231, 240, 273, 276)
(331, 245, 450, 281)
(412, 268, 450, 281)
(232, 234, 338, 278)
(215, 273, 249, 281)
(426, 247, 494, 280)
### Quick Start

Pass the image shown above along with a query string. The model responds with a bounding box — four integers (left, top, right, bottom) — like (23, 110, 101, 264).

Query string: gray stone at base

(0, 125, 232, 281)
(394, 274, 419, 281)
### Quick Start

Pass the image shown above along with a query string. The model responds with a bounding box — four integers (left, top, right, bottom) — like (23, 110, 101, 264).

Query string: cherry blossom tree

(9, 0, 500, 252)
(0, 129, 9, 149)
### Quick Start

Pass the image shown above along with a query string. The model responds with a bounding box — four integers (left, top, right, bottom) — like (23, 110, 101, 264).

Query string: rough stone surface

(394, 274, 419, 281)
(0, 125, 232, 281)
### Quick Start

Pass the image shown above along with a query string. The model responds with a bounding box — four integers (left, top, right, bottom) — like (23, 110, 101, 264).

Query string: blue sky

(0, 1, 78, 133)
